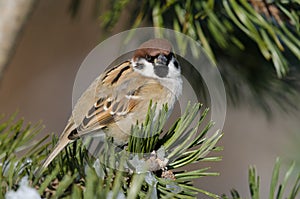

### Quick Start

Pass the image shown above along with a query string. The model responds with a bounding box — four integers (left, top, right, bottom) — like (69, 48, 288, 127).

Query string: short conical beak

(155, 54, 168, 66)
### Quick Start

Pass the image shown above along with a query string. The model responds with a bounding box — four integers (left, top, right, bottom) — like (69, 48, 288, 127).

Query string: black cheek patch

(174, 60, 179, 69)
(154, 65, 169, 78)
(135, 63, 144, 70)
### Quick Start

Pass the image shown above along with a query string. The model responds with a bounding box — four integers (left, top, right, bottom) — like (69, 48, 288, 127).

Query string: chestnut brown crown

(133, 39, 173, 61)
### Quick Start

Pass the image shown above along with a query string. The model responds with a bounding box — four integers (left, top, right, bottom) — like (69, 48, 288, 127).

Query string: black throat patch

(154, 64, 169, 78)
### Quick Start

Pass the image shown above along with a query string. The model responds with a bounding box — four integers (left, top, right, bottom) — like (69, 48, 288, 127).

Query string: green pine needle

(224, 158, 300, 199)
(1, 104, 298, 198)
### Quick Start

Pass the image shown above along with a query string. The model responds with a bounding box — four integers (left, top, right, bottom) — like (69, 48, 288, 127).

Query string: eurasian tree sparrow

(41, 39, 182, 169)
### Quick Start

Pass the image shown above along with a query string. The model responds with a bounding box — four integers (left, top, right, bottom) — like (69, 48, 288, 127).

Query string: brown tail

(41, 136, 71, 169)
(41, 121, 76, 170)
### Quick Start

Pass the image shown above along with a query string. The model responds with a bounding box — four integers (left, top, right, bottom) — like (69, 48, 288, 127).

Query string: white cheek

(167, 61, 181, 78)
(132, 59, 157, 78)
(131, 58, 182, 99)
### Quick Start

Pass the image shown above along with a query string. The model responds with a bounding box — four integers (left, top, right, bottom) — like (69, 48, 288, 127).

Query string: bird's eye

(145, 54, 152, 62)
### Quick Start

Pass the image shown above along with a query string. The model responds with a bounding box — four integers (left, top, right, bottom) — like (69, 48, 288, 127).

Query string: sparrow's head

(132, 39, 181, 79)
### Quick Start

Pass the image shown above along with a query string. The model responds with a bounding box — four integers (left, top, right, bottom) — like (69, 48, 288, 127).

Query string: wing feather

(69, 60, 166, 140)
(77, 60, 144, 133)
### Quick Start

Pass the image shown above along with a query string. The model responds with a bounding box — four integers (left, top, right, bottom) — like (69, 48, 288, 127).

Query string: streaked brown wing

(101, 61, 132, 86)
(68, 61, 143, 139)
(69, 92, 140, 139)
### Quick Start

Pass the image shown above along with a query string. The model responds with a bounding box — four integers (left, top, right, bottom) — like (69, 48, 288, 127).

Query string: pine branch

(1, 106, 298, 198)
(222, 157, 300, 199)
(94, 0, 300, 78)
(89, 0, 300, 115)
(0, 103, 222, 198)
